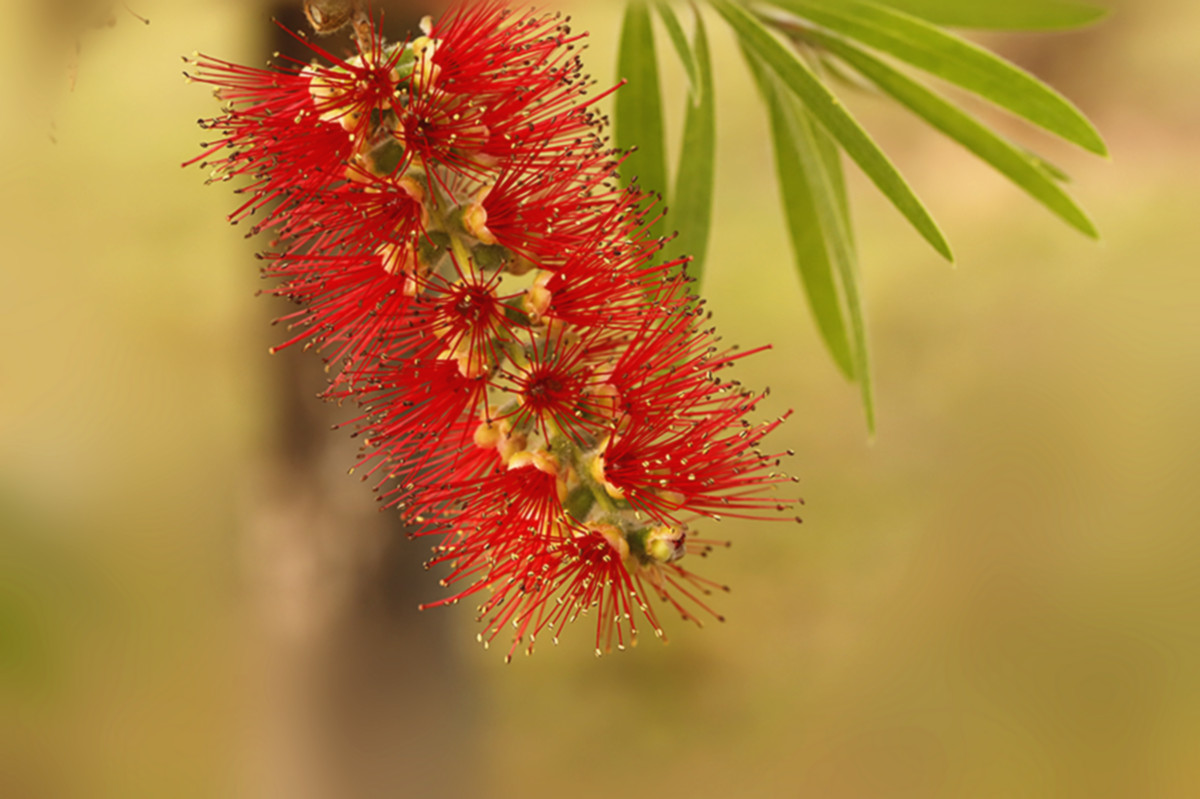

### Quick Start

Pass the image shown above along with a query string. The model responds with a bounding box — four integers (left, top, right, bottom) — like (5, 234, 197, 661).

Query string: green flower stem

(550, 430, 618, 520)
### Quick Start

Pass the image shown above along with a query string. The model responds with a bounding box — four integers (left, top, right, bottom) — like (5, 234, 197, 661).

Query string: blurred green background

(2, 0, 1198, 797)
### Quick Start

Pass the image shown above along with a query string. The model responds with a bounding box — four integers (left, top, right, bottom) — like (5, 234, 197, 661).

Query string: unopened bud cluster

(187, 1, 798, 659)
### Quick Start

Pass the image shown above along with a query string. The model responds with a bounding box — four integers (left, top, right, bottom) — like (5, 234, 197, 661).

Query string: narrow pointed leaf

(808, 28, 1098, 237)
(768, 0, 1108, 155)
(874, 0, 1107, 31)
(713, 0, 953, 261)
(655, 1, 699, 95)
(799, 104, 876, 433)
(666, 8, 717, 282)
(744, 47, 873, 429)
(616, 0, 669, 240)
(1022, 149, 1072, 183)
(814, 101, 855, 254)
(765, 89, 857, 380)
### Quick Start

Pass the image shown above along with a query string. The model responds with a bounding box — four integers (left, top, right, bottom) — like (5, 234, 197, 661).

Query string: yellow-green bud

(644, 525, 686, 564)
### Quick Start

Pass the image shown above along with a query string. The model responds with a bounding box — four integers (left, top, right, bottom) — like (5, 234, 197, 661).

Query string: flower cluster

(187, 1, 798, 659)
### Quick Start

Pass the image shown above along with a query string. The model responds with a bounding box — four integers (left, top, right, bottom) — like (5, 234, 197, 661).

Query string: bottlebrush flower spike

(187, 1, 800, 660)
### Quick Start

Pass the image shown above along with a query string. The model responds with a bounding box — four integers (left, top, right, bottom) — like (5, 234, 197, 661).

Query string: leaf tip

(931, 233, 955, 263)
(1074, 120, 1109, 157)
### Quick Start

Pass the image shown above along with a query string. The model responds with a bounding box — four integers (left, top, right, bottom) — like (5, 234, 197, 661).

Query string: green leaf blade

(654, 1, 700, 94)
(874, 0, 1107, 31)
(713, 0, 953, 261)
(769, 0, 1108, 155)
(743, 46, 873, 430)
(616, 0, 669, 240)
(809, 29, 1098, 237)
(666, 8, 717, 283)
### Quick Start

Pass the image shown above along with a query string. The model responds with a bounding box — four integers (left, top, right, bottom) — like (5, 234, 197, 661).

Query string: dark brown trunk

(244, 4, 476, 797)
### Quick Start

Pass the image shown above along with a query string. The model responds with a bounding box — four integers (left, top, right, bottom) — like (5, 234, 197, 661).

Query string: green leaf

(874, 0, 1107, 31)
(806, 28, 1098, 237)
(743, 46, 873, 430)
(616, 0, 669, 240)
(655, 1, 700, 95)
(814, 94, 855, 252)
(712, 0, 953, 261)
(1022, 148, 1072, 183)
(666, 7, 717, 283)
(767, 0, 1108, 155)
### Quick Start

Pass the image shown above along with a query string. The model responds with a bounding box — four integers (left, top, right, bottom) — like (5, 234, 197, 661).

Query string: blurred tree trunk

(244, 3, 475, 798)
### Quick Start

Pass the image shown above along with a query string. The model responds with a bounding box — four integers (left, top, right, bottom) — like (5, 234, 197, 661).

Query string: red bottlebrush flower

(183, 30, 409, 223)
(189, 2, 800, 660)
(261, 172, 436, 377)
(461, 148, 636, 269)
(498, 327, 617, 446)
(385, 2, 609, 190)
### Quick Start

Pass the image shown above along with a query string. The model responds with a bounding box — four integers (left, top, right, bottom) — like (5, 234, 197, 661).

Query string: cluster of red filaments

(187, 1, 798, 659)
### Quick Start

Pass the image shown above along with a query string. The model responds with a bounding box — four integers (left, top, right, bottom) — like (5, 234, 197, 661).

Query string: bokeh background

(2, 0, 1198, 797)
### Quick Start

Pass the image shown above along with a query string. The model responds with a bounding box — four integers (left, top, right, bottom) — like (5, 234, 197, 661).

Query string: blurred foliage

(2, 0, 1200, 797)
(618, 0, 1108, 430)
